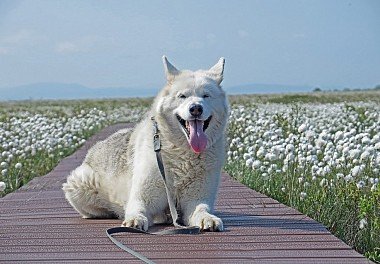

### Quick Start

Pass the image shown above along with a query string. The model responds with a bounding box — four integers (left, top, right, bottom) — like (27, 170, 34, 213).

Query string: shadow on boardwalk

(216, 211, 325, 232)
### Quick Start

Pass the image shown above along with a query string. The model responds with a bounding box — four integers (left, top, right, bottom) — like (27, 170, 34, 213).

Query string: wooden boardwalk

(0, 123, 371, 263)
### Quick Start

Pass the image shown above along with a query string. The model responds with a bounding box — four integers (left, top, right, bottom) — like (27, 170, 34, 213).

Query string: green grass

(225, 160, 380, 262)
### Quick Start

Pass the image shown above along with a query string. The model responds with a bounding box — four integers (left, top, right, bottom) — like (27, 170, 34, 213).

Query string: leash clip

(153, 134, 161, 152)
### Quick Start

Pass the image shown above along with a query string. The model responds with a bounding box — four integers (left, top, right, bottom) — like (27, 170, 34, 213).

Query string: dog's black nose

(189, 104, 203, 117)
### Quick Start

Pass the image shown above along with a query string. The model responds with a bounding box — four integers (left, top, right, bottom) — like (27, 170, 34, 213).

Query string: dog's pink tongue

(188, 120, 207, 153)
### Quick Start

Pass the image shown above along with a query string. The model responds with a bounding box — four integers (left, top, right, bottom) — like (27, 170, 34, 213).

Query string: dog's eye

(178, 94, 186, 99)
(203, 94, 210, 98)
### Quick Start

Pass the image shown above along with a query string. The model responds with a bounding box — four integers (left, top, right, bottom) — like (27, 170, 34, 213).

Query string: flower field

(225, 99, 380, 261)
(0, 92, 379, 261)
(0, 99, 148, 196)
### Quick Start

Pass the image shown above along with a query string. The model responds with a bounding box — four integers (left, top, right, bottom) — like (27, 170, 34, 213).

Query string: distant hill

(0, 82, 325, 101)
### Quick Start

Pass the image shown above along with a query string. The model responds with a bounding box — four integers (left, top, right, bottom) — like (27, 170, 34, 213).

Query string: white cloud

(0, 30, 47, 55)
(0, 30, 47, 46)
(0, 47, 9, 55)
(1, 30, 33, 44)
(238, 29, 249, 38)
(55, 36, 102, 54)
(186, 40, 204, 50)
(293, 33, 306, 39)
(207, 33, 216, 41)
(55, 41, 80, 54)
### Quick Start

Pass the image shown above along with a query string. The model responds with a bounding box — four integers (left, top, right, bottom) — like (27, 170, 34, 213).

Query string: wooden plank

(0, 249, 366, 261)
(1, 259, 369, 264)
(0, 233, 342, 244)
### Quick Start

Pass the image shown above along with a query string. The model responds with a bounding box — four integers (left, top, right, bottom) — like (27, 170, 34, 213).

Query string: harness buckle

(153, 134, 161, 152)
(151, 117, 161, 152)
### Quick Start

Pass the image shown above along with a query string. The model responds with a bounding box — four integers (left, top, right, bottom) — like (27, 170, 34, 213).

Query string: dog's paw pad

(122, 214, 148, 231)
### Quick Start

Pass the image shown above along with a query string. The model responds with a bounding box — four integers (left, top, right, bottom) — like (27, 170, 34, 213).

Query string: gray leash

(106, 226, 199, 264)
(106, 117, 200, 263)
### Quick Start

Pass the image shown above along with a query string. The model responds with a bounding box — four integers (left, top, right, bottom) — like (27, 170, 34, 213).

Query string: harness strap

(106, 117, 200, 263)
(154, 135, 183, 226)
(152, 116, 196, 228)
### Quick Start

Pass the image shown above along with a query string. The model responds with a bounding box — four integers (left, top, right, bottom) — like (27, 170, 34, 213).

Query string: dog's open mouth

(176, 114, 212, 153)
(176, 114, 212, 136)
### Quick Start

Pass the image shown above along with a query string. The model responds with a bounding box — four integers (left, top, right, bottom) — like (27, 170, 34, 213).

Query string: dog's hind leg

(62, 164, 114, 218)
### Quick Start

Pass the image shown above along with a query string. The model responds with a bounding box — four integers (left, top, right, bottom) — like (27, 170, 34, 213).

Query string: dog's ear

(208, 57, 225, 85)
(162, 56, 180, 82)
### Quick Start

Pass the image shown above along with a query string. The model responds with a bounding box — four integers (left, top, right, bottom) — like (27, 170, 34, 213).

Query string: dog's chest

(165, 151, 207, 188)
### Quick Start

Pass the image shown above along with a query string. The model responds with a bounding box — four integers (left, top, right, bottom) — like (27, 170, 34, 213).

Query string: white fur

(63, 57, 229, 231)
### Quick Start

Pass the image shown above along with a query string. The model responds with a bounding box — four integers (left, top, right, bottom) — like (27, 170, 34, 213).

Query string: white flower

(359, 218, 367, 229)
(300, 192, 307, 200)
(245, 158, 253, 167)
(374, 142, 380, 150)
(298, 124, 307, 133)
(316, 139, 326, 148)
(15, 162, 22, 169)
(334, 131, 344, 141)
(356, 180, 365, 189)
(351, 166, 362, 177)
(320, 178, 328, 187)
(305, 130, 315, 140)
(286, 153, 295, 161)
(349, 149, 361, 159)
(286, 144, 294, 153)
(0, 181, 6, 192)
(257, 148, 266, 158)
(252, 160, 261, 169)
(344, 174, 353, 182)
(360, 151, 370, 161)
(362, 137, 370, 145)
(265, 153, 277, 161)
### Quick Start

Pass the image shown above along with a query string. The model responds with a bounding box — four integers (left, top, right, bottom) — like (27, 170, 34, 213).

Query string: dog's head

(154, 56, 229, 154)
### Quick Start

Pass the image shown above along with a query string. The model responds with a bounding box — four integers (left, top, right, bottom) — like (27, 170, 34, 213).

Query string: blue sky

(0, 0, 379, 92)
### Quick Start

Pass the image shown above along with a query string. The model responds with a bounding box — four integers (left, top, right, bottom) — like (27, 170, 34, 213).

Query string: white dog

(62, 56, 229, 231)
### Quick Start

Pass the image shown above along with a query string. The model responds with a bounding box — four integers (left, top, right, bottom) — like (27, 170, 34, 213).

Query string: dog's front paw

(122, 213, 149, 231)
(192, 212, 224, 232)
